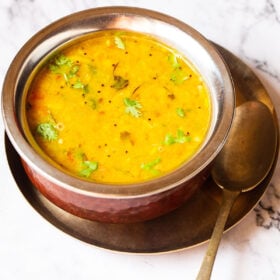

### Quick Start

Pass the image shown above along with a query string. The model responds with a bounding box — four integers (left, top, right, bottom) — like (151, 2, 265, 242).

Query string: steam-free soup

(25, 30, 211, 183)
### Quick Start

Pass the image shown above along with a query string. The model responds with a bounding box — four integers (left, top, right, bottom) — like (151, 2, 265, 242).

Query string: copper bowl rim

(1, 6, 235, 198)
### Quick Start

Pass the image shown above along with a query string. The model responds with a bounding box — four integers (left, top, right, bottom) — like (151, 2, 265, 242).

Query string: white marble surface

(1, 0, 280, 279)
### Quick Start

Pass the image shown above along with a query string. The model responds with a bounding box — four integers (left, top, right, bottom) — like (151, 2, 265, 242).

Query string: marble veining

(1, 0, 280, 279)
(255, 183, 280, 230)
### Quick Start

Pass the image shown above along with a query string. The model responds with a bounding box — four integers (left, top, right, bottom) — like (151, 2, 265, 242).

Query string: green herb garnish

(36, 122, 58, 141)
(50, 54, 72, 68)
(67, 65, 80, 80)
(124, 97, 142, 118)
(79, 161, 98, 178)
(164, 134, 176, 145)
(114, 36, 126, 50)
(164, 129, 191, 145)
(168, 53, 180, 69)
(168, 53, 189, 85)
(170, 68, 189, 85)
(49, 54, 79, 83)
(72, 79, 89, 93)
(176, 107, 185, 118)
(141, 158, 161, 175)
(176, 129, 190, 143)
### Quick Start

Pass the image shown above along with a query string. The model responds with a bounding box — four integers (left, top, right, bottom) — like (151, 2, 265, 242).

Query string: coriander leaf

(64, 65, 80, 83)
(79, 160, 98, 178)
(124, 97, 142, 118)
(141, 158, 161, 175)
(164, 134, 176, 145)
(176, 129, 190, 143)
(168, 53, 180, 69)
(72, 80, 85, 89)
(141, 158, 161, 170)
(49, 54, 80, 83)
(168, 53, 189, 85)
(72, 79, 89, 93)
(49, 54, 72, 73)
(170, 68, 189, 85)
(176, 107, 185, 118)
(114, 36, 125, 50)
(49, 64, 59, 73)
(36, 122, 58, 141)
(164, 129, 191, 145)
(111, 75, 129, 90)
(67, 65, 80, 79)
(54, 54, 72, 67)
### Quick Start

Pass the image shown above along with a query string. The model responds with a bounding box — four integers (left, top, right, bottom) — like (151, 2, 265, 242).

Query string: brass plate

(4, 45, 279, 254)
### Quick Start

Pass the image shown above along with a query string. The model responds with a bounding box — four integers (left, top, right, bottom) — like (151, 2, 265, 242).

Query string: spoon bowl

(197, 100, 277, 280)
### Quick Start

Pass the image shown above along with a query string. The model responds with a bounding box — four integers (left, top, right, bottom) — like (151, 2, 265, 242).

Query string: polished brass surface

(213, 101, 277, 192)
(196, 101, 277, 279)
(4, 44, 279, 254)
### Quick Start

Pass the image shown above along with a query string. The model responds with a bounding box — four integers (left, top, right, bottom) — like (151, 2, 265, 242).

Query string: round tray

(4, 44, 279, 254)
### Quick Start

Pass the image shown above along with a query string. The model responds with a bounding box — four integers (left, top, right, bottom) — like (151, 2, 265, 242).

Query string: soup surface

(25, 30, 211, 183)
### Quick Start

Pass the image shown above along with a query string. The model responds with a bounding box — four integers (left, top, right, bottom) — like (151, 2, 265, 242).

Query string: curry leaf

(111, 75, 129, 90)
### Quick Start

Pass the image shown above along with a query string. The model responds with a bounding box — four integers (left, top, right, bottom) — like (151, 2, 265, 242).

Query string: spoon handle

(196, 189, 240, 280)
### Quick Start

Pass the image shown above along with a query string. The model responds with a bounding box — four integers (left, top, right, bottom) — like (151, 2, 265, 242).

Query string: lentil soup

(24, 30, 211, 184)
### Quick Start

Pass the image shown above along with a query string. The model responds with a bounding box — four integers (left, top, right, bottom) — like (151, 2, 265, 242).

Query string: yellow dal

(25, 30, 211, 183)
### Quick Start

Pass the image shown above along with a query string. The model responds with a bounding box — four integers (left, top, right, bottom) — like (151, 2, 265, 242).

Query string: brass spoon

(196, 101, 277, 280)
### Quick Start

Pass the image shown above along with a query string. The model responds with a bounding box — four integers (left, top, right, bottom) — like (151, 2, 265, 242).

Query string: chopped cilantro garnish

(72, 80, 85, 89)
(141, 158, 161, 170)
(72, 79, 89, 93)
(53, 54, 72, 68)
(124, 97, 142, 118)
(168, 53, 180, 69)
(111, 75, 129, 90)
(36, 122, 58, 141)
(170, 68, 189, 85)
(164, 134, 176, 145)
(141, 158, 161, 175)
(67, 65, 80, 80)
(79, 160, 98, 178)
(49, 54, 79, 83)
(168, 53, 189, 85)
(164, 129, 191, 145)
(114, 36, 126, 50)
(176, 107, 185, 118)
(176, 129, 190, 143)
